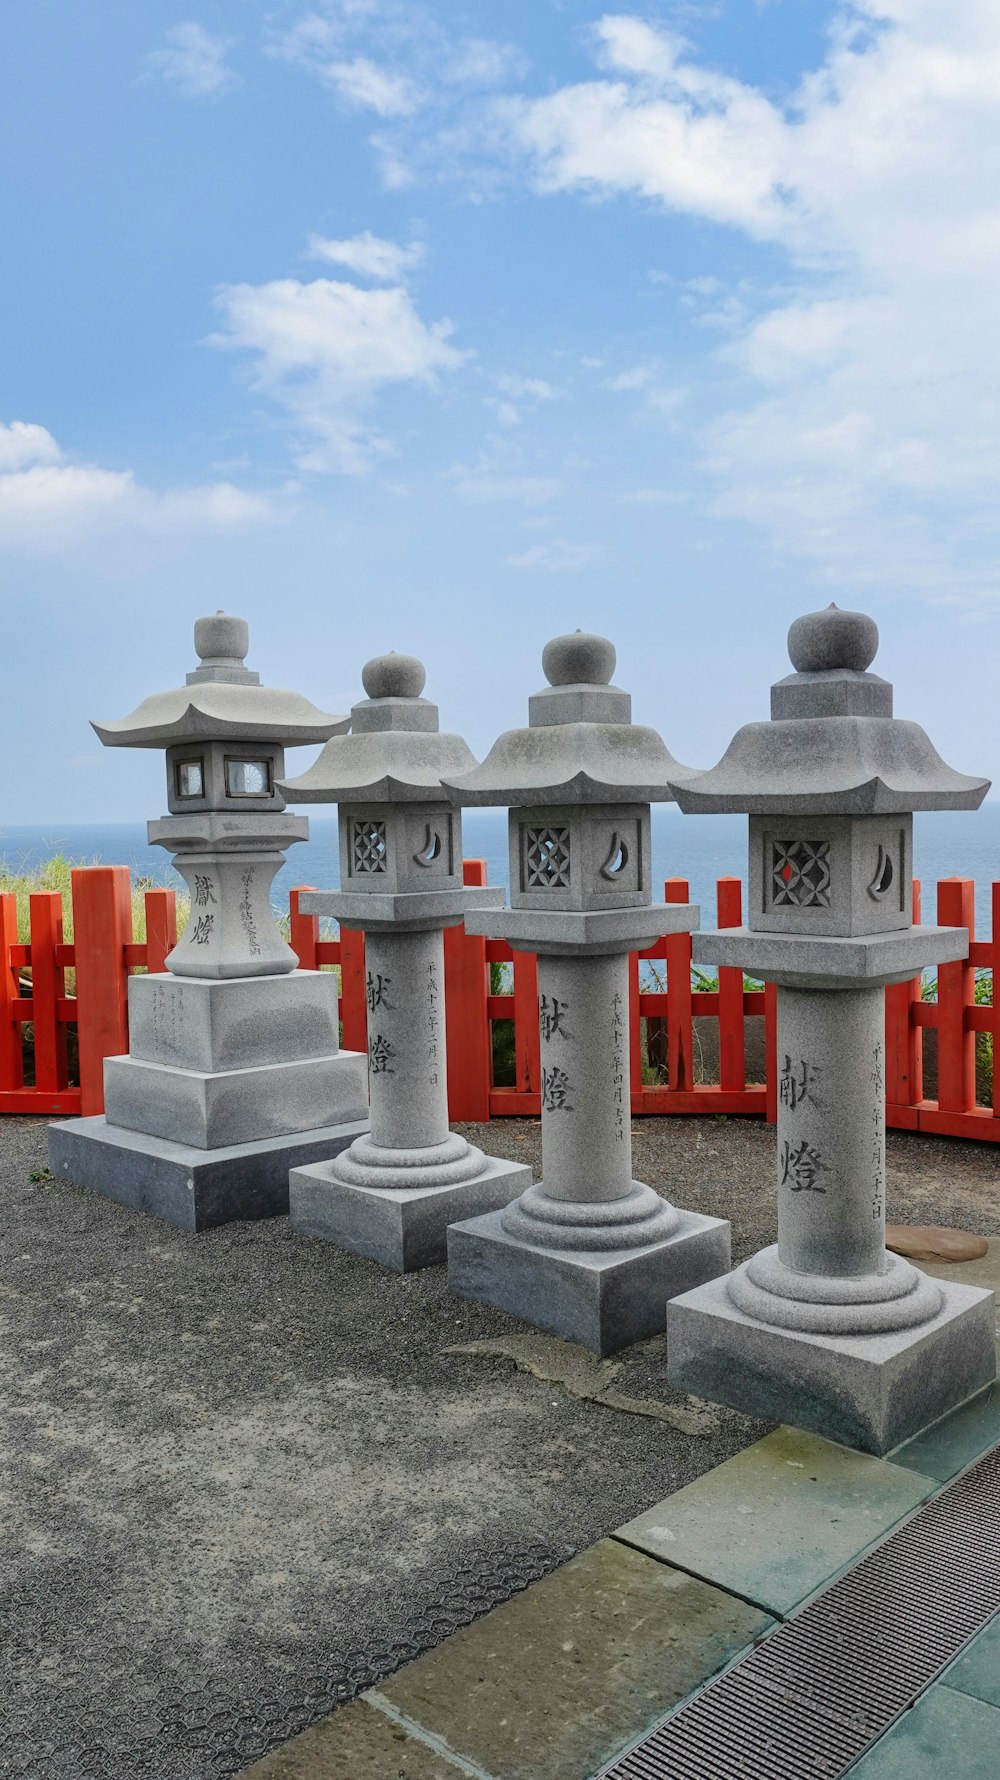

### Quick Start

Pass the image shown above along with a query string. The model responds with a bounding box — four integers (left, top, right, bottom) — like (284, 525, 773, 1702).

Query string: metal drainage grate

(600, 1439, 1000, 1780)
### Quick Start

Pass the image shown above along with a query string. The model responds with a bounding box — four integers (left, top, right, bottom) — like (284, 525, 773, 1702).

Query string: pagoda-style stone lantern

(443, 631, 731, 1355)
(48, 613, 369, 1231)
(279, 650, 531, 1271)
(667, 604, 995, 1452)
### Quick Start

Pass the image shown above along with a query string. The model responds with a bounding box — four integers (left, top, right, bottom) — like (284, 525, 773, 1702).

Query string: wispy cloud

(454, 473, 562, 506)
(505, 538, 597, 572)
(497, 4, 1000, 602)
(0, 421, 273, 550)
(307, 230, 425, 281)
(210, 239, 468, 474)
(147, 22, 238, 98)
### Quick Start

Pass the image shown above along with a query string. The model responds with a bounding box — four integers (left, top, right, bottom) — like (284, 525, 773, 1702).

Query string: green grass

(0, 851, 191, 948)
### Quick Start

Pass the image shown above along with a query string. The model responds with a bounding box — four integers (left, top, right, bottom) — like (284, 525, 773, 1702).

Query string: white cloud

(272, 14, 419, 116)
(501, 4, 1000, 601)
(307, 231, 425, 281)
(603, 366, 653, 392)
(444, 38, 529, 88)
(211, 258, 468, 473)
(505, 538, 598, 572)
(147, 22, 238, 98)
(321, 54, 419, 115)
(0, 421, 273, 551)
(495, 374, 558, 401)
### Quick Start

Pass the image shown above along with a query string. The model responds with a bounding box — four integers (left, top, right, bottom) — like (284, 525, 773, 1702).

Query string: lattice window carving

(353, 819, 388, 874)
(772, 839, 832, 908)
(524, 826, 572, 890)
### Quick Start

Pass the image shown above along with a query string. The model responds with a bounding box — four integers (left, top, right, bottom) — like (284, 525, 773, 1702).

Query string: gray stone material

(668, 600, 995, 1448)
(667, 1271, 996, 1455)
(445, 633, 730, 1344)
(448, 1205, 731, 1357)
(103, 1048, 369, 1150)
(693, 923, 968, 990)
(290, 1152, 532, 1272)
(126, 970, 341, 1073)
(464, 900, 699, 958)
(444, 629, 696, 806)
(48, 1114, 368, 1233)
(301, 884, 504, 932)
(67, 614, 371, 1229)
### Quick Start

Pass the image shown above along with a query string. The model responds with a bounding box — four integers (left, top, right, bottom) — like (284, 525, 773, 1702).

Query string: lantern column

(667, 604, 996, 1453)
(444, 631, 731, 1356)
(48, 614, 370, 1232)
(280, 651, 531, 1272)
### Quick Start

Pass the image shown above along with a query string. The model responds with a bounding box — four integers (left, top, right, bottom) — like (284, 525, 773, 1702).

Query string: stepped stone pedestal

(444, 631, 731, 1353)
(49, 612, 370, 1231)
(281, 651, 530, 1271)
(665, 603, 996, 1451)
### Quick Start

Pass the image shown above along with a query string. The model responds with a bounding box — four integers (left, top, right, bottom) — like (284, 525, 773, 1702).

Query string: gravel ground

(1, 1112, 998, 1779)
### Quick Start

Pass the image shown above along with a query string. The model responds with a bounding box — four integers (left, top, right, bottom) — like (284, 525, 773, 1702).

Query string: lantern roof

(92, 613, 348, 750)
(444, 630, 696, 807)
(280, 651, 477, 805)
(673, 605, 989, 815)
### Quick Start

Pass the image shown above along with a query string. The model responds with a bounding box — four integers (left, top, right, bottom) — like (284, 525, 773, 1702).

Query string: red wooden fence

(2, 863, 999, 1146)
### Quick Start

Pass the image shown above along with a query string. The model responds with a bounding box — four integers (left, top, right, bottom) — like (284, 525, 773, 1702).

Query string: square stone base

(48, 1114, 369, 1234)
(289, 1155, 532, 1273)
(103, 1048, 369, 1149)
(667, 1271, 997, 1455)
(447, 1206, 732, 1355)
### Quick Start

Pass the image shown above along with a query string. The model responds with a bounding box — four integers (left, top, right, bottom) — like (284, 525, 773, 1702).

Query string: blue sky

(2, 0, 999, 821)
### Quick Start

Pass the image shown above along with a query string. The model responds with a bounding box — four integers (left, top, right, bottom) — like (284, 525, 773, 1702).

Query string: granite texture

(448, 1205, 731, 1355)
(289, 1152, 532, 1272)
(103, 1048, 369, 1150)
(48, 1113, 369, 1232)
(667, 1269, 996, 1454)
(616, 1423, 935, 1616)
(300, 885, 503, 932)
(463, 901, 699, 957)
(891, 1383, 1000, 1482)
(127, 970, 342, 1073)
(693, 922, 969, 990)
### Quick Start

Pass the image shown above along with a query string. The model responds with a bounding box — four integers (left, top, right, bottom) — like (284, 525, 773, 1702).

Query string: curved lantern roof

(672, 604, 990, 816)
(280, 652, 478, 805)
(445, 630, 696, 807)
(92, 613, 348, 750)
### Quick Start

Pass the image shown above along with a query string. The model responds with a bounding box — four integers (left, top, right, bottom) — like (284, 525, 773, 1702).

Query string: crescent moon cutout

(868, 845, 894, 899)
(413, 825, 443, 866)
(600, 834, 629, 880)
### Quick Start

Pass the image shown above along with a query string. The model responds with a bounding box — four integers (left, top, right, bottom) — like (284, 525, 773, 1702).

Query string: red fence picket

(2, 863, 998, 1144)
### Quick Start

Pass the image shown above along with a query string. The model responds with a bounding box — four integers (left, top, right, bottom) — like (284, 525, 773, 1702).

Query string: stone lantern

(48, 613, 369, 1230)
(279, 650, 531, 1272)
(443, 631, 731, 1355)
(667, 604, 996, 1452)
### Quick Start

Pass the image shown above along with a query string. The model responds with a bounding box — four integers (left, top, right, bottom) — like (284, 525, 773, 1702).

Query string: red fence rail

(2, 863, 999, 1146)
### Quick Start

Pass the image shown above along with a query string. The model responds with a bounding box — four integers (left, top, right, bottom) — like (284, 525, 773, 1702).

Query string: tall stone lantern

(48, 613, 369, 1231)
(667, 604, 995, 1452)
(443, 631, 731, 1355)
(279, 650, 531, 1272)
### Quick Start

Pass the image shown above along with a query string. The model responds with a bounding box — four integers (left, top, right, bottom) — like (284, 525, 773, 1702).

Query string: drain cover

(600, 1439, 1000, 1779)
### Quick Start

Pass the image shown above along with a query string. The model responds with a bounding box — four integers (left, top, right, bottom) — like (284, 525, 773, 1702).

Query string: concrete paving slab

(921, 1238, 1000, 1316)
(370, 1537, 774, 1780)
(850, 1684, 1000, 1778)
(615, 1425, 935, 1616)
(240, 1698, 470, 1779)
(890, 1381, 1000, 1481)
(939, 1609, 1000, 1710)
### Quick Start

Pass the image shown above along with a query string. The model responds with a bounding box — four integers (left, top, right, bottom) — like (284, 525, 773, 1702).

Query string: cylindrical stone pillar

(776, 986, 886, 1279)
(536, 954, 633, 1204)
(363, 928, 449, 1152)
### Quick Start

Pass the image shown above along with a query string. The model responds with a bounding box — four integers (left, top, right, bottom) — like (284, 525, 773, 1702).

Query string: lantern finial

(542, 630, 616, 687)
(787, 604, 879, 675)
(361, 651, 426, 701)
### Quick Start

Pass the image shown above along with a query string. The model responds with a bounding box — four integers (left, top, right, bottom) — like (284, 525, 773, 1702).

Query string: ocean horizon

(3, 805, 1000, 938)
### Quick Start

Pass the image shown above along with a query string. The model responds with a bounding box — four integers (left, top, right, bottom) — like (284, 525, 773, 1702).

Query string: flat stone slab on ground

(850, 1682, 1000, 1779)
(890, 1381, 1000, 1482)
(886, 1223, 989, 1264)
(289, 1154, 532, 1272)
(48, 1113, 368, 1232)
(448, 1204, 730, 1355)
(668, 1267, 996, 1454)
(240, 1538, 774, 1780)
(616, 1425, 935, 1616)
(239, 1701, 462, 1779)
(939, 1607, 1000, 1709)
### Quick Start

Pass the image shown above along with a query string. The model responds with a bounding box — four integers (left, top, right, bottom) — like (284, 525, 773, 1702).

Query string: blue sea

(3, 806, 1000, 938)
